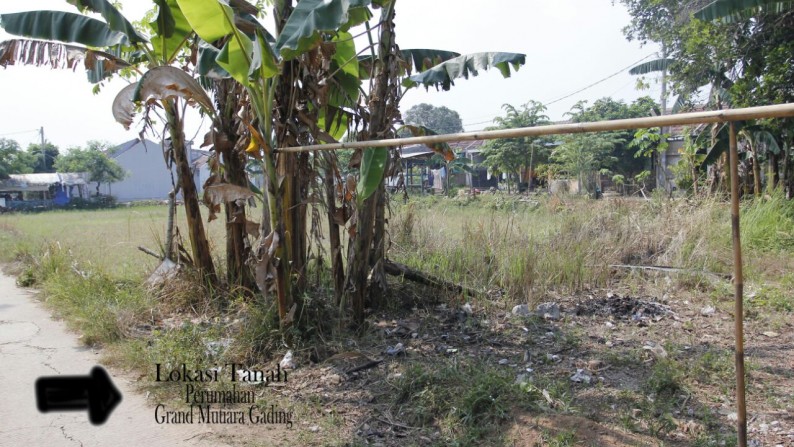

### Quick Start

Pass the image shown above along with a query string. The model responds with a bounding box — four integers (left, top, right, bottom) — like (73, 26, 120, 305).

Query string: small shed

(0, 172, 90, 210)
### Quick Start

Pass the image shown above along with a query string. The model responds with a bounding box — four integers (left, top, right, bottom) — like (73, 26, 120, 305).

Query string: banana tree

(174, 0, 527, 325)
(0, 0, 219, 283)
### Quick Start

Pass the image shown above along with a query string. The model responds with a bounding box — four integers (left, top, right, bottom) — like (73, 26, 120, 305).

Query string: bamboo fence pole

(276, 103, 794, 152)
(728, 122, 747, 447)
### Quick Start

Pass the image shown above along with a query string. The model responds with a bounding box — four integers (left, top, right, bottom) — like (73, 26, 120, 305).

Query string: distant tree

(566, 97, 659, 178)
(402, 103, 464, 135)
(551, 133, 621, 194)
(26, 142, 60, 173)
(480, 101, 550, 193)
(54, 141, 125, 194)
(0, 138, 36, 179)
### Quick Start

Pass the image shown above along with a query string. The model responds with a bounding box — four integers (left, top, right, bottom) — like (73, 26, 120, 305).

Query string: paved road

(0, 272, 229, 447)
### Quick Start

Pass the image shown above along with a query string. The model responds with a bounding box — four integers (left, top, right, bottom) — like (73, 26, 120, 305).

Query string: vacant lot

(1, 194, 792, 446)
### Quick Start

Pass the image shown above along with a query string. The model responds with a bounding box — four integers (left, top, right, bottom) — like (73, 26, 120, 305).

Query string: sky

(0, 0, 663, 152)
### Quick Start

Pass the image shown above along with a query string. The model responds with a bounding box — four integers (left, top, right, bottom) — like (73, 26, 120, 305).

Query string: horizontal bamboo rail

(275, 102, 794, 152)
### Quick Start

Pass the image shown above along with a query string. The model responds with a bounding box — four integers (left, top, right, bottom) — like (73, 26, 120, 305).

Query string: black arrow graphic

(35, 366, 122, 425)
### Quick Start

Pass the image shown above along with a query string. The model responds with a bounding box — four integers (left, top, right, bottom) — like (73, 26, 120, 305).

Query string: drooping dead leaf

(254, 231, 280, 294)
(245, 220, 261, 239)
(0, 38, 129, 77)
(332, 208, 347, 226)
(348, 149, 363, 169)
(345, 174, 356, 202)
(400, 125, 455, 161)
(133, 66, 213, 112)
(204, 184, 255, 206)
(112, 82, 139, 130)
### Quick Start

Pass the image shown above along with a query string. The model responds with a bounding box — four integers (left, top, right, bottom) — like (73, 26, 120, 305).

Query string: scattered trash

(546, 353, 561, 363)
(511, 304, 533, 317)
(575, 294, 672, 322)
(145, 258, 179, 288)
(321, 373, 343, 385)
(587, 359, 605, 371)
(570, 368, 592, 384)
(385, 343, 405, 356)
(498, 358, 509, 365)
(461, 303, 473, 315)
(204, 338, 232, 358)
(762, 331, 780, 338)
(309, 425, 320, 433)
(280, 350, 296, 370)
(643, 343, 668, 359)
(700, 306, 716, 316)
(536, 302, 561, 320)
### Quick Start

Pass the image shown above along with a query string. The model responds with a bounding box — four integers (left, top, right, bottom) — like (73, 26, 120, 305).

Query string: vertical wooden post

(728, 122, 747, 447)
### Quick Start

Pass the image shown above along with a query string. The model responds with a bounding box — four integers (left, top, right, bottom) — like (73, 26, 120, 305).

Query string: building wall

(101, 140, 171, 201)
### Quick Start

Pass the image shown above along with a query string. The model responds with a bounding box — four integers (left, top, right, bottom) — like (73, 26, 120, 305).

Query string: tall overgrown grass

(741, 190, 794, 251)
(390, 194, 737, 306)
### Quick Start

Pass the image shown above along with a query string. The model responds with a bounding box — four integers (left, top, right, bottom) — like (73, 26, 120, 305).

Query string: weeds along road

(0, 271, 230, 447)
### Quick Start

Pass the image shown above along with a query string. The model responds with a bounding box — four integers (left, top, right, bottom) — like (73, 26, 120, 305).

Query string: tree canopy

(480, 101, 550, 192)
(25, 142, 60, 173)
(54, 141, 125, 193)
(402, 103, 464, 135)
(0, 138, 36, 179)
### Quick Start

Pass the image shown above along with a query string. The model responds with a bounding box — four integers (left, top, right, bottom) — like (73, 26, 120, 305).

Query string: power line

(463, 53, 658, 128)
(542, 53, 657, 106)
(0, 128, 40, 137)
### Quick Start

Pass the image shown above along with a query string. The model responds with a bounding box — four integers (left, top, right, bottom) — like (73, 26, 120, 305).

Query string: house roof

(450, 140, 484, 155)
(0, 172, 90, 192)
(109, 138, 161, 158)
(399, 145, 435, 159)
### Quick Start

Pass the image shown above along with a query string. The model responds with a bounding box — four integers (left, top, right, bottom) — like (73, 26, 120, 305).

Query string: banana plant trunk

(322, 152, 345, 304)
(270, 0, 307, 323)
(164, 99, 216, 284)
(217, 80, 256, 291)
(769, 152, 779, 191)
(345, 1, 397, 323)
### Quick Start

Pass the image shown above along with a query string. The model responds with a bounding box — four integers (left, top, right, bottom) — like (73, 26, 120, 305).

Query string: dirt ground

(245, 280, 793, 446)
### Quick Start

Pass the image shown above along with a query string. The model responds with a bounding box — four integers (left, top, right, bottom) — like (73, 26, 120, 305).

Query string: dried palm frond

(0, 38, 130, 82)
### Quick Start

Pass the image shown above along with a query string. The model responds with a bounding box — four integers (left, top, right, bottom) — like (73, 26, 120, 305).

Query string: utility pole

(39, 126, 46, 172)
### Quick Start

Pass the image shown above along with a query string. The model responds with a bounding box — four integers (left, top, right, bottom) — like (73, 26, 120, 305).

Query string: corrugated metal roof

(0, 173, 89, 191)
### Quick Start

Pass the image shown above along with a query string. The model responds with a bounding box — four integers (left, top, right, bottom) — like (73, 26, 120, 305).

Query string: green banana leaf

(151, 0, 193, 62)
(66, 0, 148, 43)
(357, 147, 388, 203)
(358, 48, 461, 80)
(403, 52, 526, 91)
(176, 0, 275, 85)
(628, 58, 672, 75)
(274, 0, 372, 60)
(0, 10, 129, 47)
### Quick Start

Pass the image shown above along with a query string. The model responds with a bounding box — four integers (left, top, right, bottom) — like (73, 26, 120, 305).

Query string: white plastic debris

(570, 368, 592, 384)
(700, 306, 716, 316)
(643, 343, 668, 359)
(511, 304, 532, 317)
(279, 350, 296, 370)
(536, 302, 561, 320)
(385, 343, 405, 356)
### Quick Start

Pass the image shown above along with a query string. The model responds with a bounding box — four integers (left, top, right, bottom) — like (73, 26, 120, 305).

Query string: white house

(102, 139, 211, 202)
